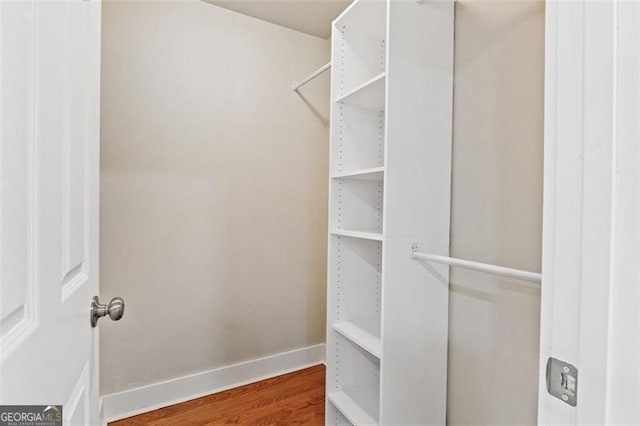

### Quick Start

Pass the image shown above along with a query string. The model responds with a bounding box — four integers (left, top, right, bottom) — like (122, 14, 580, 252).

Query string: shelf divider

(331, 166, 384, 181)
(328, 386, 380, 426)
(331, 228, 383, 241)
(336, 72, 386, 111)
(333, 317, 381, 358)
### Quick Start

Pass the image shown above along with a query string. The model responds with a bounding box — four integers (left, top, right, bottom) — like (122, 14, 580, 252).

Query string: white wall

(448, 1, 544, 425)
(99, 0, 330, 396)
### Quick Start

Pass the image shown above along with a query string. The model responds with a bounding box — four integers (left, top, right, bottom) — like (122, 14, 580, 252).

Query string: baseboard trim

(100, 343, 325, 424)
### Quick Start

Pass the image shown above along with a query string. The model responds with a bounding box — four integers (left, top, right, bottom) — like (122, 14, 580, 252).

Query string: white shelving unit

(326, 0, 454, 424)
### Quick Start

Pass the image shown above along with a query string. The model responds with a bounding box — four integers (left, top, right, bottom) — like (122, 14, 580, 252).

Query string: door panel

(64, 364, 90, 426)
(0, 0, 101, 424)
(60, 0, 90, 301)
(0, 0, 38, 357)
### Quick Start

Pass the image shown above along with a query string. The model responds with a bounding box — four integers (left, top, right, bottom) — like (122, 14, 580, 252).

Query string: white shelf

(331, 167, 384, 181)
(336, 73, 386, 111)
(331, 228, 383, 241)
(333, 317, 381, 358)
(328, 385, 380, 426)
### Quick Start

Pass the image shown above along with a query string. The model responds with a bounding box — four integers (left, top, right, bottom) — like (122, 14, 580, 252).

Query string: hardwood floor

(109, 365, 326, 425)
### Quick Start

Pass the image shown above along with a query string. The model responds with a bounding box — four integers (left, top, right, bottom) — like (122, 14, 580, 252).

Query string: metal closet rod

(292, 62, 331, 92)
(411, 249, 542, 284)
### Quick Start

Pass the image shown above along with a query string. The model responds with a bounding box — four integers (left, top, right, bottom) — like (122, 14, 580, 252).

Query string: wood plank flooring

(109, 365, 326, 425)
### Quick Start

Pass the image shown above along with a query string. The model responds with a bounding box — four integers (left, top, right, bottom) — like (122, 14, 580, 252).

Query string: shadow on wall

(448, 1, 544, 425)
(295, 89, 330, 125)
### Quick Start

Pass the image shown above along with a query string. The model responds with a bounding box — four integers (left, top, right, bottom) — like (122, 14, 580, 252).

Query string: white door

(539, 1, 640, 424)
(0, 0, 103, 425)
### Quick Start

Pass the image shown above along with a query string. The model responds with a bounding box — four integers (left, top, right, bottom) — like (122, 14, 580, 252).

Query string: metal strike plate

(546, 357, 578, 406)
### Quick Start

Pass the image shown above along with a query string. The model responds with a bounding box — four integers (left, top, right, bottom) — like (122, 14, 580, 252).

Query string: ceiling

(203, 0, 351, 38)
